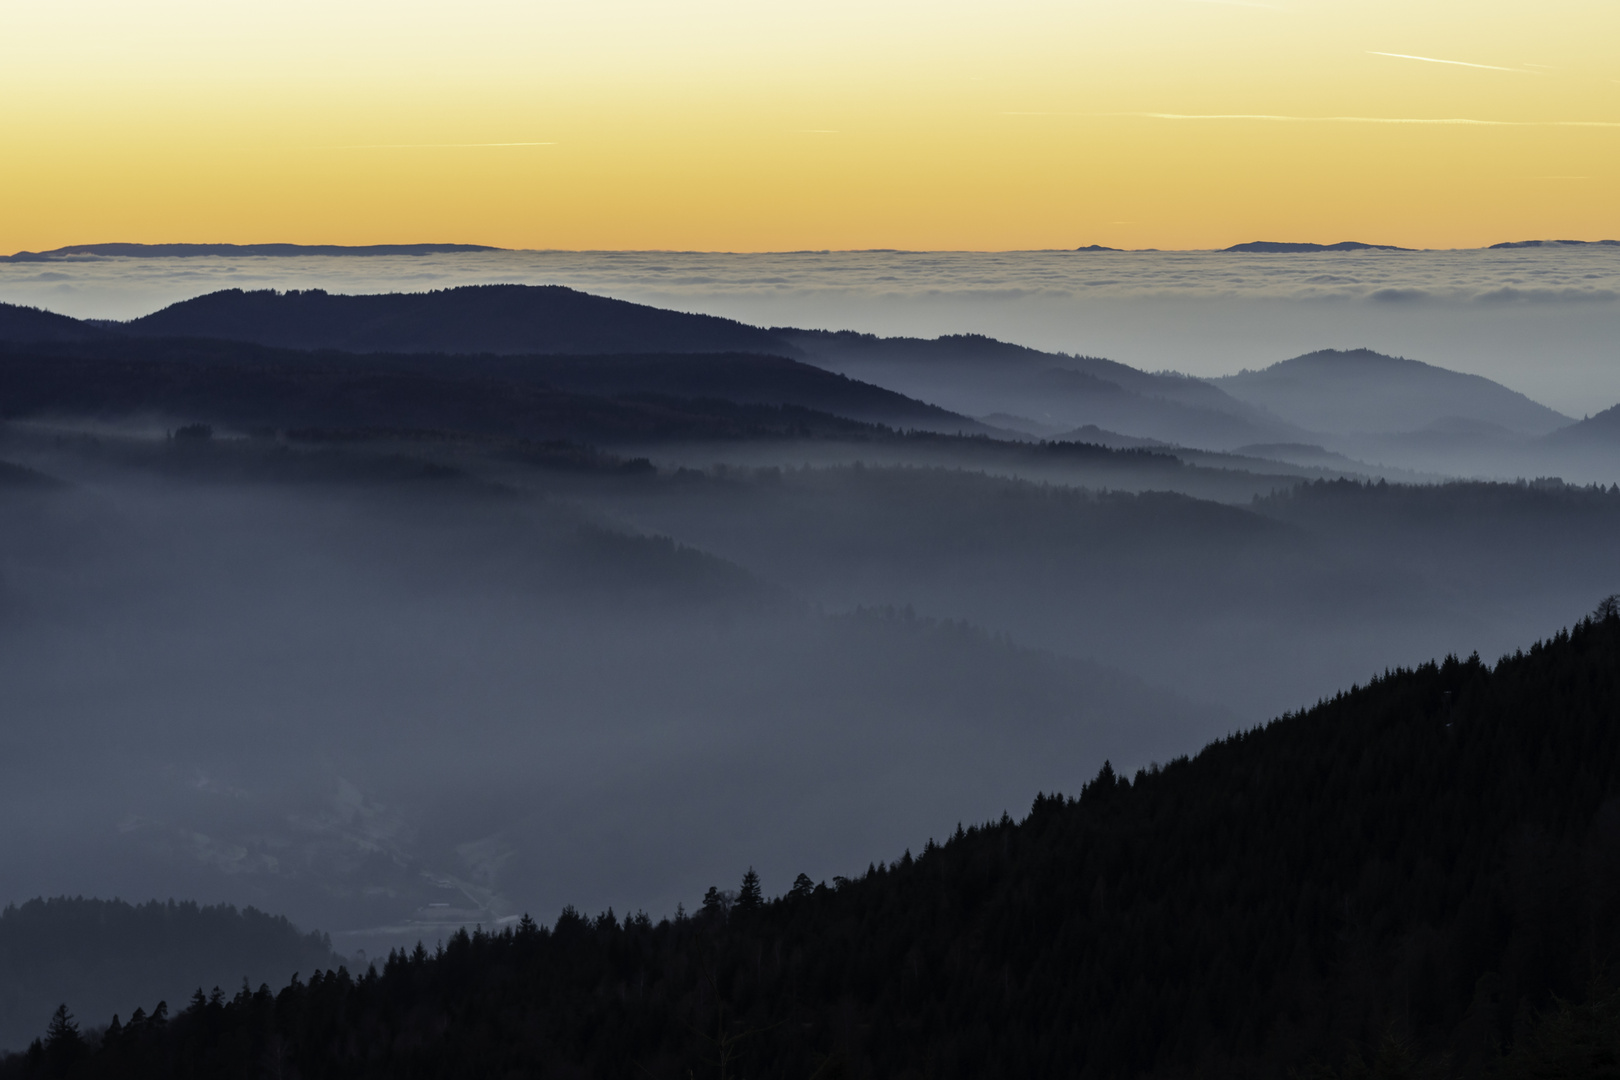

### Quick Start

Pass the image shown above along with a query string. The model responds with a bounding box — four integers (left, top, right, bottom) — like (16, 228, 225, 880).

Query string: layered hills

(1, 288, 1592, 465)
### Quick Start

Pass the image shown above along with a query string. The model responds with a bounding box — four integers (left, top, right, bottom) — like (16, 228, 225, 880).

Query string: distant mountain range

(1488, 239, 1620, 249)
(0, 243, 498, 261)
(0, 286, 1610, 473)
(1222, 240, 1411, 253)
(6, 240, 1619, 262)
(775, 329, 1306, 450)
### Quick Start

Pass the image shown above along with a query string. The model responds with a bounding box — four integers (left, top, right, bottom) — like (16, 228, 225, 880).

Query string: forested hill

(121, 285, 796, 357)
(0, 899, 341, 1054)
(12, 609, 1620, 1079)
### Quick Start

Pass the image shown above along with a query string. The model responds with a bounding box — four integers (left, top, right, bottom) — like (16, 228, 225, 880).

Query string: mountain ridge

(1222, 240, 1412, 253)
(0, 243, 500, 261)
(1215, 347, 1570, 437)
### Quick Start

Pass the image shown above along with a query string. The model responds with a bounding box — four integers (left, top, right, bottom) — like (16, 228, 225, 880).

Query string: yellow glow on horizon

(3, 0, 1617, 251)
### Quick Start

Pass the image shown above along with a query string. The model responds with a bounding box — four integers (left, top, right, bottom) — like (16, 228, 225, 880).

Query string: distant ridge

(120, 284, 793, 357)
(1215, 348, 1570, 436)
(1223, 241, 1411, 253)
(1488, 239, 1620, 249)
(0, 302, 110, 344)
(0, 243, 501, 262)
(1073, 244, 1120, 252)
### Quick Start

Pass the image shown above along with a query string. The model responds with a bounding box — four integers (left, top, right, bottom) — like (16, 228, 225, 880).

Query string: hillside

(0, 337, 986, 441)
(120, 285, 795, 356)
(8, 607, 1620, 1078)
(1215, 348, 1570, 436)
(0, 898, 341, 1053)
(781, 329, 1298, 449)
(1541, 400, 1620, 448)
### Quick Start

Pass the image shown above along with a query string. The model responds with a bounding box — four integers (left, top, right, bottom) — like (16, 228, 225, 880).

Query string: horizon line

(7, 240, 1620, 260)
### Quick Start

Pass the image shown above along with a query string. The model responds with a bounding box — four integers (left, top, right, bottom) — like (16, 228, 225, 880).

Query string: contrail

(328, 142, 558, 149)
(1004, 112, 1620, 128)
(1367, 51, 1524, 73)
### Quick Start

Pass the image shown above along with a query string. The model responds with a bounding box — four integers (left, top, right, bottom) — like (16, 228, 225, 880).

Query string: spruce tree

(737, 868, 763, 912)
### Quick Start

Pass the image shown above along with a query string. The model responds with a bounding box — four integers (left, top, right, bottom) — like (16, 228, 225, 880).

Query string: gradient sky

(3, 0, 1617, 252)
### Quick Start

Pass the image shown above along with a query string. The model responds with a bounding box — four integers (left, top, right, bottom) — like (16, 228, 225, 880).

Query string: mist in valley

(2, 266, 1619, 1049)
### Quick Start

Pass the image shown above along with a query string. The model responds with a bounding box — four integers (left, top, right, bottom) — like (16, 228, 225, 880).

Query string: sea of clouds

(3, 246, 1618, 416)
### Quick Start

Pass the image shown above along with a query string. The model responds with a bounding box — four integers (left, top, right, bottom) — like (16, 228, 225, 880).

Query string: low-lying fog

(3, 247, 1618, 415)
(0, 438, 1208, 954)
(3, 248, 1619, 981)
(4, 425, 1616, 957)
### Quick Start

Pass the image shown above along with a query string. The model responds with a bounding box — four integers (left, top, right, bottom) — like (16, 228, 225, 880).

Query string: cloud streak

(1004, 112, 1620, 128)
(1368, 51, 1526, 73)
(1183, 0, 1285, 9)
(327, 142, 558, 149)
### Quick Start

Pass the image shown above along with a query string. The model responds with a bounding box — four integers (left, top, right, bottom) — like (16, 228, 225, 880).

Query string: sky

(2, 0, 1618, 252)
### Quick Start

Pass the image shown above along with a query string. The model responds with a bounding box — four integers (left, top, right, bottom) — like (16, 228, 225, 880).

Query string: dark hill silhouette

(121, 285, 797, 357)
(1223, 240, 1411, 253)
(0, 332, 987, 438)
(1, 243, 498, 262)
(10, 608, 1620, 1078)
(1215, 347, 1570, 436)
(1541, 400, 1620, 448)
(1488, 239, 1620, 249)
(446, 351, 981, 431)
(0, 303, 109, 344)
(0, 897, 341, 1052)
(24, 286, 1302, 447)
(0, 340, 906, 446)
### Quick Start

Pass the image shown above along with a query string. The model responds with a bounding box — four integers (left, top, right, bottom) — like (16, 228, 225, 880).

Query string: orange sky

(3, 0, 1617, 252)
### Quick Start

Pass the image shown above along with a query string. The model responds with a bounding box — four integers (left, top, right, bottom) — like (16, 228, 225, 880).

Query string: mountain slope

(1541, 400, 1620, 448)
(0, 341, 905, 445)
(122, 285, 798, 357)
(0, 331, 992, 439)
(1215, 347, 1571, 436)
(11, 609, 1620, 1078)
(781, 329, 1301, 449)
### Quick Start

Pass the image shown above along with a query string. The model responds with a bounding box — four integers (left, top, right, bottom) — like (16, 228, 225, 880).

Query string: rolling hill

(778, 329, 1303, 450)
(0, 339, 942, 445)
(0, 304, 109, 344)
(1215, 348, 1571, 437)
(120, 285, 795, 357)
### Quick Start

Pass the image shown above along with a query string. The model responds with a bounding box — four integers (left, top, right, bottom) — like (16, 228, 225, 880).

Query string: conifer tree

(737, 868, 763, 912)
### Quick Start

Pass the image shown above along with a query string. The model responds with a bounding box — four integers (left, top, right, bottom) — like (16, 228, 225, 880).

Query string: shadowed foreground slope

(10, 608, 1620, 1079)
